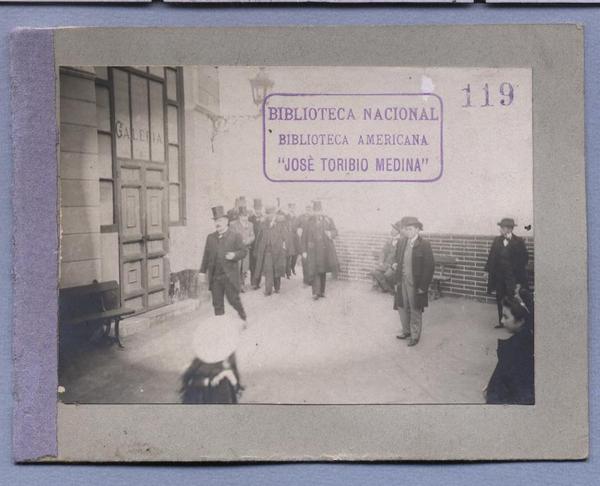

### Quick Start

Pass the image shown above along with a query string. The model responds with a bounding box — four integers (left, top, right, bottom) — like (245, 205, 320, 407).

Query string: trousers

(211, 274, 246, 320)
(312, 272, 327, 296)
(398, 277, 422, 342)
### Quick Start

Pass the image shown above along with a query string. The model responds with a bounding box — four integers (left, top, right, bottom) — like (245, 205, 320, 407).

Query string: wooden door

(112, 67, 169, 313)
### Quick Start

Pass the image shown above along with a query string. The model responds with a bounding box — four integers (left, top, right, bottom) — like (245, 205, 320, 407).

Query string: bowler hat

(253, 198, 263, 211)
(400, 216, 423, 230)
(211, 206, 227, 220)
(497, 217, 516, 228)
(391, 220, 404, 233)
(312, 200, 322, 211)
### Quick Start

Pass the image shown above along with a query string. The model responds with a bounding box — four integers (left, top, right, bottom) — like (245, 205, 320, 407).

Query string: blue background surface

(0, 4, 597, 485)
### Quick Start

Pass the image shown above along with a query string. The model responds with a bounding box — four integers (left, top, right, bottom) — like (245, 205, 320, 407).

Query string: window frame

(96, 71, 119, 234)
(165, 67, 187, 227)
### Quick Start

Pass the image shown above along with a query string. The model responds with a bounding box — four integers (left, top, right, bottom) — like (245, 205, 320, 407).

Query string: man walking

(249, 198, 264, 289)
(252, 205, 288, 296)
(301, 200, 339, 300)
(485, 217, 529, 328)
(393, 216, 435, 346)
(200, 206, 247, 320)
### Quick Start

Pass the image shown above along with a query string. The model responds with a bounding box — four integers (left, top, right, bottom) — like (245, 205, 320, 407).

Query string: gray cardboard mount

(12, 25, 587, 462)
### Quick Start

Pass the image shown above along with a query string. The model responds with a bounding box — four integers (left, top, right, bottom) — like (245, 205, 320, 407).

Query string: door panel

(114, 67, 169, 314)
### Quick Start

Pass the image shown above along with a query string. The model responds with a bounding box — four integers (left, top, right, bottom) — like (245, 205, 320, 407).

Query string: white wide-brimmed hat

(192, 314, 242, 364)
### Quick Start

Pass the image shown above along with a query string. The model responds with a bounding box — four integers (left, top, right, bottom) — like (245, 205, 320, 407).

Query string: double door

(112, 67, 170, 312)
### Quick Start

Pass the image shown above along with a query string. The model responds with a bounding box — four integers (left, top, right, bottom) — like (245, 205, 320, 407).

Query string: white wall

(211, 67, 533, 236)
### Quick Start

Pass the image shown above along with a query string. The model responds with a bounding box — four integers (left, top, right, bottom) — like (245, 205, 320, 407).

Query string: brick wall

(334, 231, 534, 304)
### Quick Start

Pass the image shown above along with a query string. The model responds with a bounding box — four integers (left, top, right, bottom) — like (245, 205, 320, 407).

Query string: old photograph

(57, 65, 534, 405)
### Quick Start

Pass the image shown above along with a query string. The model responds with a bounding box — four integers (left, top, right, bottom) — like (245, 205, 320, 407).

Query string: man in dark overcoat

(297, 204, 313, 285)
(252, 206, 288, 296)
(200, 206, 247, 320)
(485, 217, 529, 328)
(301, 200, 339, 300)
(249, 198, 264, 289)
(284, 203, 301, 278)
(393, 216, 435, 346)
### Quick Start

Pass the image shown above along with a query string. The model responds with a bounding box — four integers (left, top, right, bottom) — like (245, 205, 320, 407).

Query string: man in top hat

(393, 216, 435, 346)
(485, 217, 529, 328)
(370, 221, 402, 293)
(249, 198, 264, 289)
(301, 200, 339, 300)
(252, 205, 288, 296)
(200, 206, 248, 320)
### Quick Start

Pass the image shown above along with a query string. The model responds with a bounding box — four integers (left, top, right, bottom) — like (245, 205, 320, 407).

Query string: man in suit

(297, 204, 313, 286)
(200, 206, 247, 321)
(301, 200, 339, 300)
(485, 217, 529, 328)
(252, 205, 288, 296)
(249, 198, 264, 289)
(393, 216, 435, 347)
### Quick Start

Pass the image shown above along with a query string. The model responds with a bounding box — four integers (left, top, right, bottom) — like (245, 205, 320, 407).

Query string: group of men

(199, 198, 340, 323)
(369, 216, 531, 347)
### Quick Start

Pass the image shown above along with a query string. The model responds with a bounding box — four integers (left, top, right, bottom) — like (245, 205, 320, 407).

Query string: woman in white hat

(179, 314, 243, 404)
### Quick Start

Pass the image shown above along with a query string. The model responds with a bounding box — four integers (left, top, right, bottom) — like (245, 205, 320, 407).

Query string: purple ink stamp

(262, 93, 444, 183)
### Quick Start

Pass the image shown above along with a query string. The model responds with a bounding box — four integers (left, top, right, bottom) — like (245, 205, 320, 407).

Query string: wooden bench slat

(62, 307, 135, 326)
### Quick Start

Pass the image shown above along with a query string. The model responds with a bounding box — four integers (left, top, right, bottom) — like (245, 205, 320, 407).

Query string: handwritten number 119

(462, 82, 514, 107)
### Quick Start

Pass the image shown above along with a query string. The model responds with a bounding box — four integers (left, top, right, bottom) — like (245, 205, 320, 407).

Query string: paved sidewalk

(59, 275, 509, 404)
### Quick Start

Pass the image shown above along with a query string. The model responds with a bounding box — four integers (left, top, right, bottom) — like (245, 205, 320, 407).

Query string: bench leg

(114, 318, 124, 348)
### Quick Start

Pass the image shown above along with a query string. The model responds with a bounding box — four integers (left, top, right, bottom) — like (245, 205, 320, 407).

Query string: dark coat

(252, 217, 288, 285)
(485, 234, 529, 294)
(393, 236, 435, 311)
(200, 229, 247, 291)
(285, 214, 302, 256)
(301, 214, 339, 277)
(180, 357, 238, 404)
(486, 327, 534, 404)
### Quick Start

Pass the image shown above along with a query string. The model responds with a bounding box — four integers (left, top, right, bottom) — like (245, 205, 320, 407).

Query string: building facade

(59, 66, 220, 313)
(59, 65, 535, 315)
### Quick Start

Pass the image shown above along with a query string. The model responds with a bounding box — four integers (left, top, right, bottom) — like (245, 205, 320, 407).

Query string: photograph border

(12, 24, 587, 462)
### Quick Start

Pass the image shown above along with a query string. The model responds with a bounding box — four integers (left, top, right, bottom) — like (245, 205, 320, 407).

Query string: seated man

(370, 222, 401, 293)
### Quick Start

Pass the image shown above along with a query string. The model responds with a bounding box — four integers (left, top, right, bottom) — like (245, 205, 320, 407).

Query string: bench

(59, 280, 135, 348)
(430, 255, 459, 300)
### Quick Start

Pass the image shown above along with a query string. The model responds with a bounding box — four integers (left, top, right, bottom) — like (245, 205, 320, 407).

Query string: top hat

(497, 217, 516, 228)
(227, 208, 239, 221)
(253, 198, 263, 211)
(312, 200, 323, 212)
(192, 314, 242, 364)
(236, 196, 247, 208)
(211, 206, 227, 220)
(400, 216, 423, 230)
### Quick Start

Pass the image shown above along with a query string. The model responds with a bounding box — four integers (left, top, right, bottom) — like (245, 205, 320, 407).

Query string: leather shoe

(494, 323, 504, 329)
(396, 334, 410, 340)
(407, 339, 418, 347)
